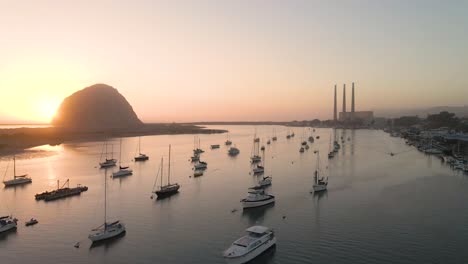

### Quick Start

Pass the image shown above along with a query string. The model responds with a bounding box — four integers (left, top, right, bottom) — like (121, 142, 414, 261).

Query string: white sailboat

(312, 151, 328, 192)
(99, 141, 117, 168)
(154, 145, 180, 198)
(89, 170, 126, 242)
(112, 139, 133, 177)
(134, 136, 149, 161)
(272, 128, 277, 141)
(3, 156, 32, 186)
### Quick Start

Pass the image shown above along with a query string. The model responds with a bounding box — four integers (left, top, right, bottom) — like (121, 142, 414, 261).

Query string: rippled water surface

(1, 126, 468, 264)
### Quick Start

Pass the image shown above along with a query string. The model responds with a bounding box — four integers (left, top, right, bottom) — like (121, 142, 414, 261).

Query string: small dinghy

(25, 218, 38, 226)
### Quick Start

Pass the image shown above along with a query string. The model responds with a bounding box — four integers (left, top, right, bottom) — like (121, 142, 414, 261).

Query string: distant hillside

(52, 84, 143, 131)
(375, 106, 468, 118)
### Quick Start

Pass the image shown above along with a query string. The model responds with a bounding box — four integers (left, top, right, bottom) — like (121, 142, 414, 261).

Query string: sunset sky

(1, 0, 467, 123)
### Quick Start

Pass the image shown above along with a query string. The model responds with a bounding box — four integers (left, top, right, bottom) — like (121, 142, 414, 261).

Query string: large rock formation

(52, 84, 143, 131)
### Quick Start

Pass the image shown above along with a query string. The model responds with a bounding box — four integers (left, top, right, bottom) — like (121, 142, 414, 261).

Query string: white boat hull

(112, 169, 133, 177)
(0, 222, 17, 233)
(225, 237, 276, 264)
(242, 197, 275, 209)
(89, 224, 126, 242)
(313, 184, 327, 192)
(3, 177, 32, 186)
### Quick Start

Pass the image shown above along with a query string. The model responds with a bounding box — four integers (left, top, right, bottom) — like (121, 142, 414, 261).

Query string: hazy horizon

(1, 0, 467, 123)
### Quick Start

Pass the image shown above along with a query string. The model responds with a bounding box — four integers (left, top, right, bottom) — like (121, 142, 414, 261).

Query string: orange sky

(1, 1, 467, 123)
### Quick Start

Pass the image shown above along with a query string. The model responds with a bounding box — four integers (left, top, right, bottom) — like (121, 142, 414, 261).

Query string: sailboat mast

(168, 145, 171, 184)
(119, 139, 122, 166)
(13, 156, 16, 178)
(160, 157, 164, 188)
(138, 137, 141, 154)
(316, 151, 320, 184)
(104, 167, 107, 228)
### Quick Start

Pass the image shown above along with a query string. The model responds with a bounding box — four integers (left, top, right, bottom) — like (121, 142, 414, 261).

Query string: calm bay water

(1, 125, 468, 264)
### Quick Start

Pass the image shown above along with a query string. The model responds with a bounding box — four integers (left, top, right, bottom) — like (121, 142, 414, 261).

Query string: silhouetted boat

(35, 179, 88, 201)
(154, 145, 180, 198)
(312, 151, 328, 192)
(228, 146, 240, 156)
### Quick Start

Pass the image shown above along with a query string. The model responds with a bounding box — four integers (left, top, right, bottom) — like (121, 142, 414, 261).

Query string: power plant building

(334, 82, 374, 124)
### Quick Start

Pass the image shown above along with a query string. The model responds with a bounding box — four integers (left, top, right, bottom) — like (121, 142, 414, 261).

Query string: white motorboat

(112, 139, 133, 178)
(154, 145, 181, 198)
(0, 215, 18, 233)
(99, 141, 117, 168)
(89, 169, 126, 242)
(134, 137, 149, 161)
(3, 156, 32, 187)
(312, 151, 328, 192)
(228, 147, 240, 156)
(194, 161, 208, 170)
(223, 225, 276, 264)
(241, 189, 275, 209)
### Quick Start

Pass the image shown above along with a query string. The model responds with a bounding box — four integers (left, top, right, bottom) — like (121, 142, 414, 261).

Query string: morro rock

(52, 84, 143, 131)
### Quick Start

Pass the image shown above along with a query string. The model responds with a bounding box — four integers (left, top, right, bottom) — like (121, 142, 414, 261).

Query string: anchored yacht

(0, 215, 17, 233)
(241, 189, 275, 209)
(223, 225, 276, 264)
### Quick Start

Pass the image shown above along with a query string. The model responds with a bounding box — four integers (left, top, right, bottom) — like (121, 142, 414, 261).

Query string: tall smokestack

(342, 84, 346, 114)
(333, 84, 337, 121)
(351, 82, 355, 113)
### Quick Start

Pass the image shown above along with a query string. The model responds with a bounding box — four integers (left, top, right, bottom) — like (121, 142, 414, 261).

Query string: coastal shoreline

(0, 123, 226, 158)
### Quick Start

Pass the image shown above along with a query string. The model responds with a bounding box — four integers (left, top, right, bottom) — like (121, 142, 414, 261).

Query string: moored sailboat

(3, 156, 32, 186)
(153, 145, 180, 198)
(89, 170, 126, 242)
(112, 139, 133, 177)
(99, 141, 117, 168)
(134, 137, 149, 161)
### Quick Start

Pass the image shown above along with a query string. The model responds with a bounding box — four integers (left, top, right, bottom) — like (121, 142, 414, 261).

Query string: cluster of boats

(1, 128, 331, 257)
